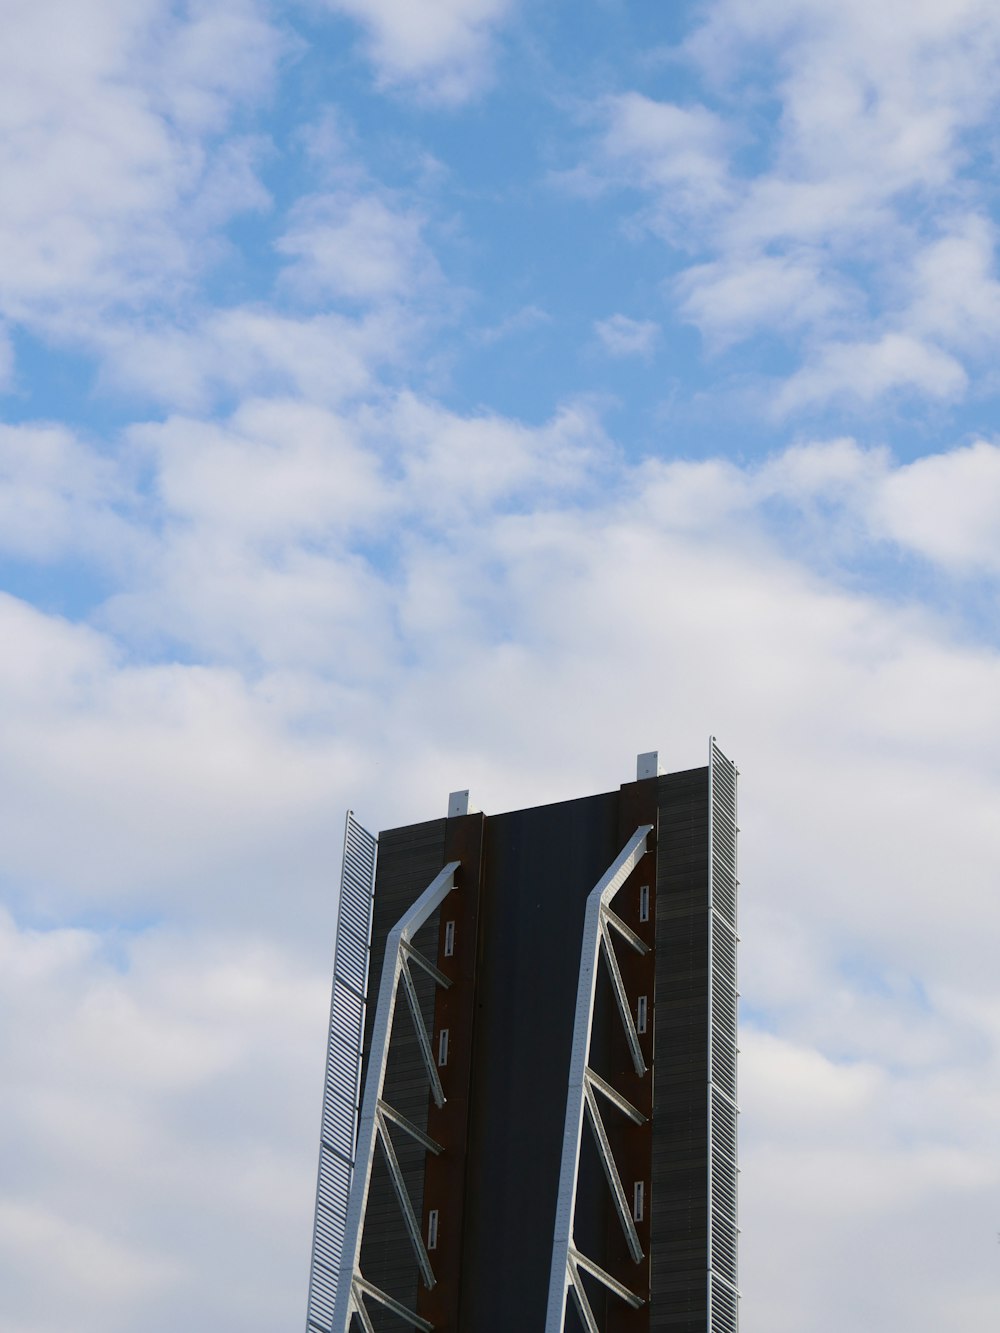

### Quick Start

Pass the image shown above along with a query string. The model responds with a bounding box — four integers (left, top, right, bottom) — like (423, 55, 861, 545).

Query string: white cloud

(742, 1031, 883, 1130)
(0, 594, 363, 917)
(97, 306, 407, 411)
(0, 422, 135, 564)
(477, 303, 551, 345)
(370, 392, 610, 522)
(132, 399, 388, 544)
(594, 313, 660, 359)
(0, 909, 325, 1333)
(0, 323, 13, 390)
(905, 213, 1000, 349)
(874, 439, 1000, 572)
(4, 6, 1000, 1332)
(147, 1, 287, 132)
(631, 431, 1000, 581)
(583, 1, 1000, 408)
(316, 0, 514, 103)
(95, 395, 608, 671)
(595, 92, 732, 232)
(277, 191, 440, 304)
(755, 435, 886, 502)
(99, 439, 400, 676)
(0, 0, 470, 412)
(775, 332, 968, 413)
(688, 0, 1000, 185)
(0, 1199, 180, 1323)
(6, 418, 998, 943)
(677, 252, 853, 348)
(2, 416, 1000, 1331)
(0, 0, 280, 343)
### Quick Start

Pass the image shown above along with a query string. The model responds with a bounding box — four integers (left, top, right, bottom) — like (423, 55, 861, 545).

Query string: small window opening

(639, 884, 650, 923)
(443, 920, 456, 957)
(637, 994, 648, 1035)
(427, 1209, 439, 1250)
(437, 1028, 450, 1067)
(633, 1180, 645, 1223)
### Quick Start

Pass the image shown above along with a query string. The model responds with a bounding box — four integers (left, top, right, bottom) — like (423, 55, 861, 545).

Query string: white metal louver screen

(708, 741, 740, 1332)
(305, 813, 377, 1333)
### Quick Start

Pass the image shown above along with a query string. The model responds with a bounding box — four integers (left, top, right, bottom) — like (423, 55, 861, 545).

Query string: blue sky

(2, 2, 1000, 1331)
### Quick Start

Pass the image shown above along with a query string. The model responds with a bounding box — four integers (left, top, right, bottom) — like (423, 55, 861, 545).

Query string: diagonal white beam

(566, 1247, 644, 1331)
(375, 1109, 435, 1288)
(586, 1068, 645, 1125)
(544, 824, 653, 1333)
(399, 956, 446, 1108)
(350, 1285, 377, 1333)
(377, 1098, 443, 1155)
(567, 1258, 601, 1333)
(584, 1081, 643, 1262)
(401, 938, 451, 988)
(571, 1246, 644, 1307)
(353, 1276, 434, 1332)
(601, 903, 650, 956)
(599, 918, 647, 1078)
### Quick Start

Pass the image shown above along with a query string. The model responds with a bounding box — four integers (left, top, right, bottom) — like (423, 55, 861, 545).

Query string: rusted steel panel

(605, 776, 659, 1333)
(416, 811, 486, 1331)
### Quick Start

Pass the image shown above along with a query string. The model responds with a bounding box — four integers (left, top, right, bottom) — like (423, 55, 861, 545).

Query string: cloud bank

(1, 3, 999, 1332)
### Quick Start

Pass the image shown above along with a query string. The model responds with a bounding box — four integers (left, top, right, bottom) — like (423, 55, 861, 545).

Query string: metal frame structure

(330, 860, 461, 1333)
(545, 824, 655, 1333)
(307, 746, 739, 1333)
(306, 814, 378, 1333)
(708, 740, 740, 1333)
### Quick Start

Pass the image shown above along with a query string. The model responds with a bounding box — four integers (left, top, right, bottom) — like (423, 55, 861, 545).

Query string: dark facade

(306, 744, 738, 1333)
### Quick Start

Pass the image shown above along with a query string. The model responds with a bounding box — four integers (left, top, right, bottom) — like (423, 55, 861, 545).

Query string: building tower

(305, 741, 739, 1333)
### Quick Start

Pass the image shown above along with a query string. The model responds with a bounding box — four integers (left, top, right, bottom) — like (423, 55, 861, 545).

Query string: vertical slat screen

(306, 813, 377, 1332)
(708, 742, 740, 1331)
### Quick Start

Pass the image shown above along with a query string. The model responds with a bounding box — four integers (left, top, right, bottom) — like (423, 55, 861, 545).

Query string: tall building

(306, 741, 739, 1333)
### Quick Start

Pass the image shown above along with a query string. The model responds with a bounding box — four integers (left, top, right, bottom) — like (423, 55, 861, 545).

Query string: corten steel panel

(458, 791, 622, 1333)
(603, 778, 659, 1333)
(417, 811, 486, 1331)
(358, 819, 447, 1329)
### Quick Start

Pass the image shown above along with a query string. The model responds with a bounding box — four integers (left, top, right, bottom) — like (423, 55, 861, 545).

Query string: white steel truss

(545, 824, 654, 1333)
(330, 860, 461, 1333)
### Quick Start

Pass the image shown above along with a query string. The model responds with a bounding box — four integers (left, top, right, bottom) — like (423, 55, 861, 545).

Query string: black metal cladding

(652, 767, 711, 1333)
(460, 791, 622, 1333)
